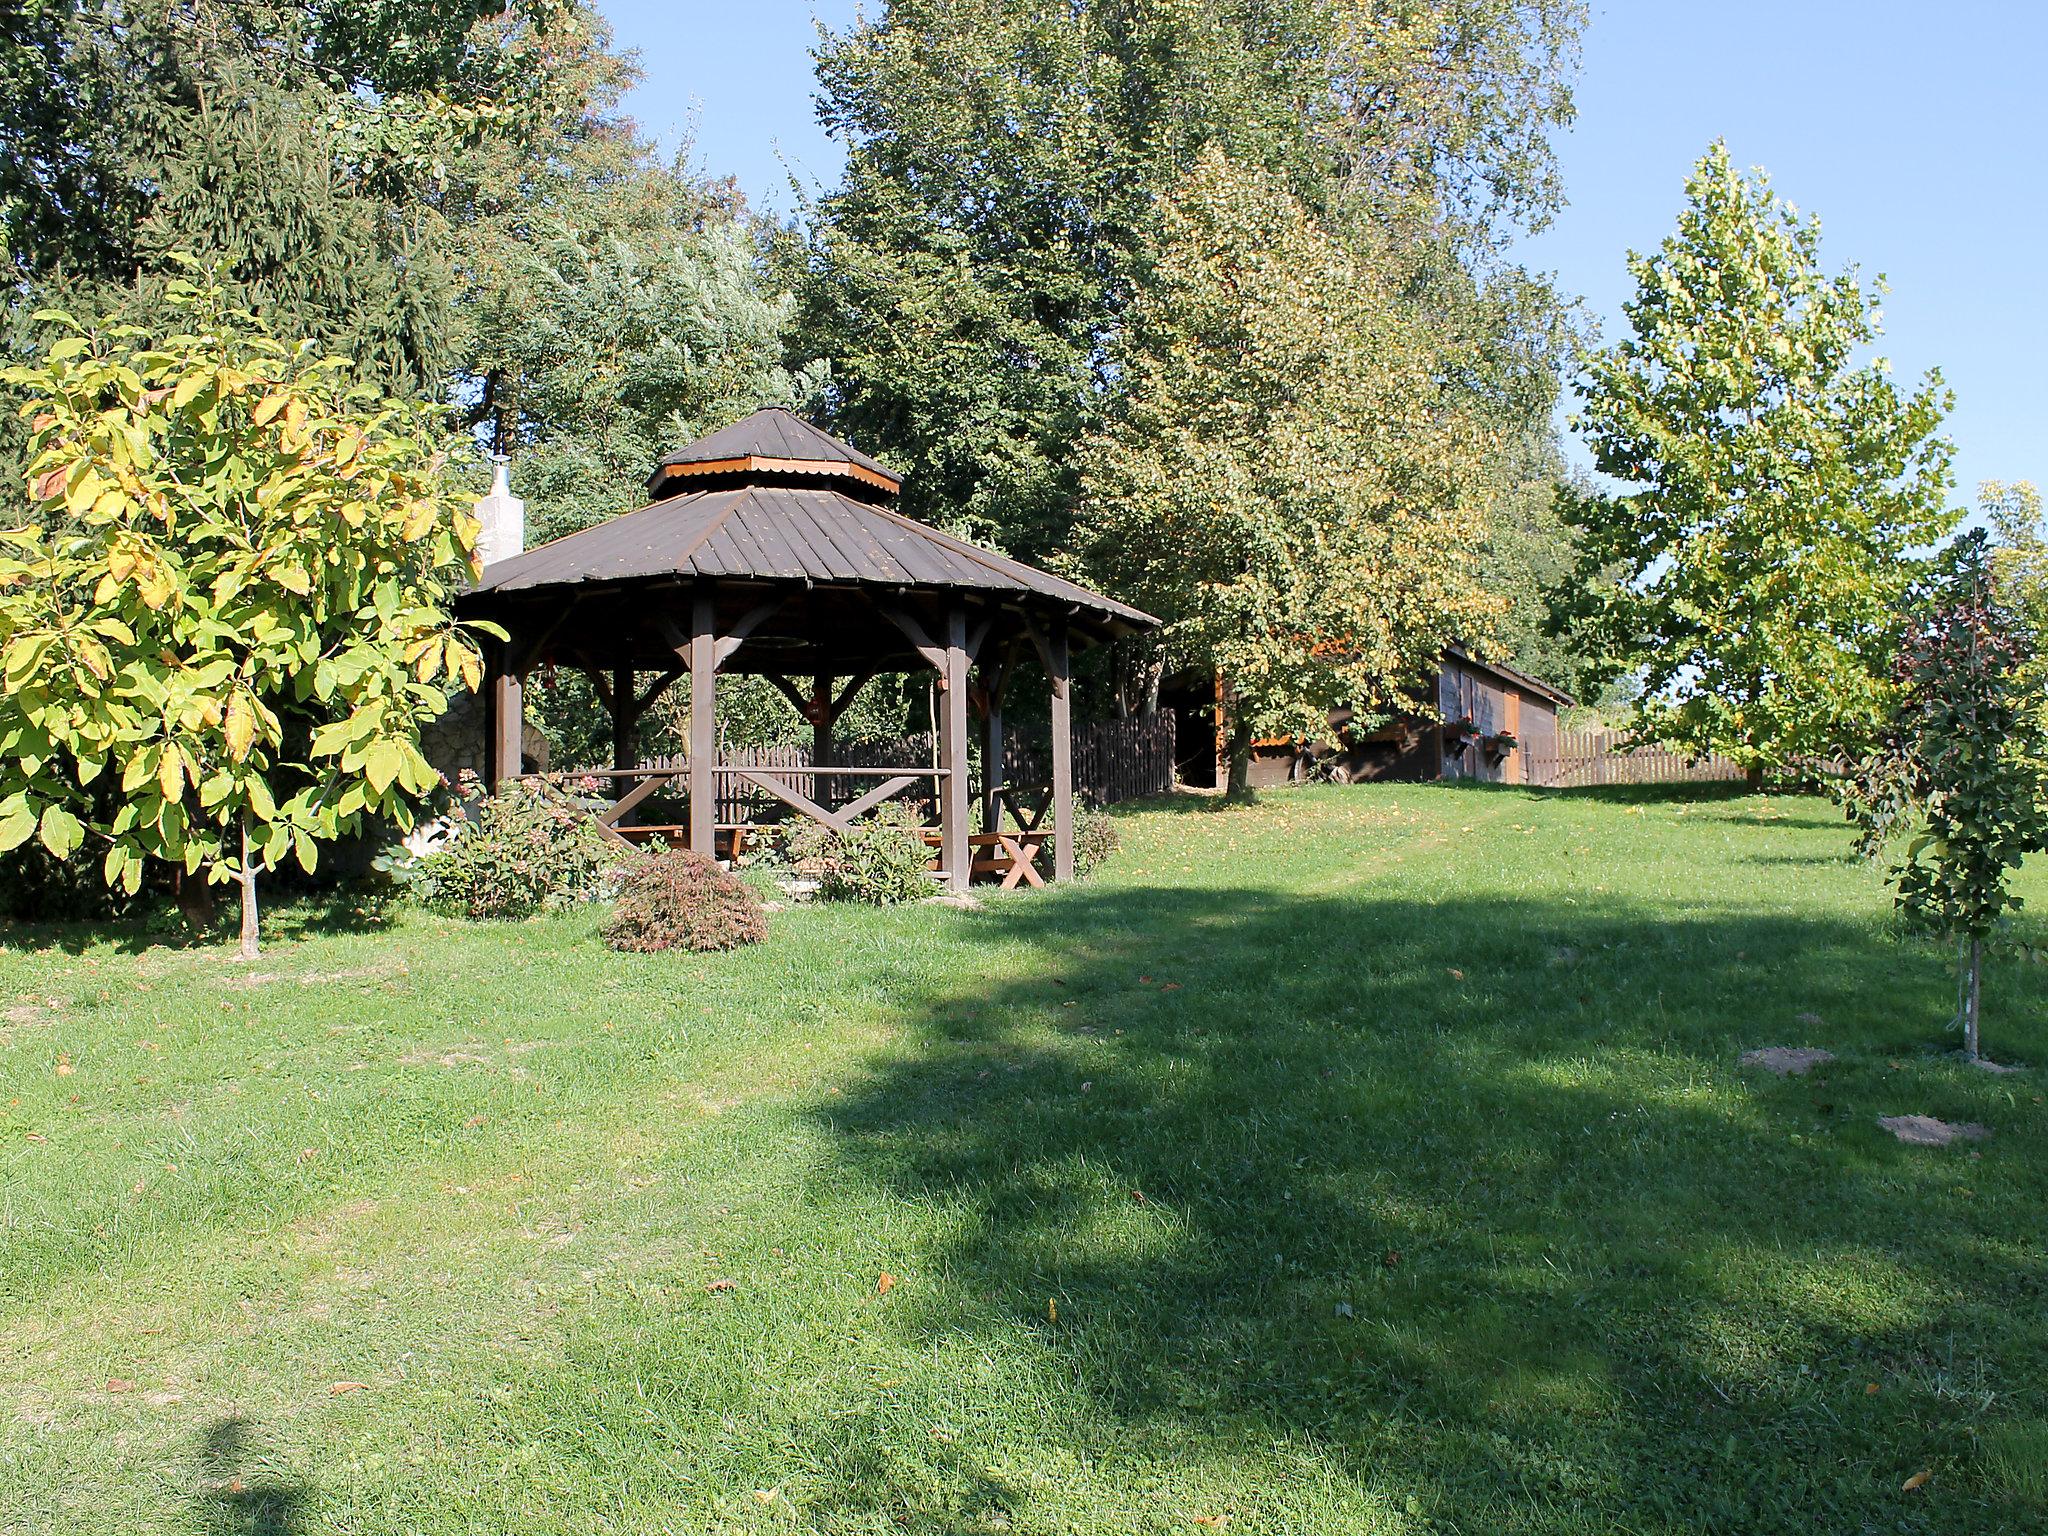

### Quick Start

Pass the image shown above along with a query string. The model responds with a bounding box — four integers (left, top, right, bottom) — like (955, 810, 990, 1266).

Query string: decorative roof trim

(649, 453, 901, 498)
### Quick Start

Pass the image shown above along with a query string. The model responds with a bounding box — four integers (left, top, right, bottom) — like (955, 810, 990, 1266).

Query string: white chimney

(474, 454, 525, 568)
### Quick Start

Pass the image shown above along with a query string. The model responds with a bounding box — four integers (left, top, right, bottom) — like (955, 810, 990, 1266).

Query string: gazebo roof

(646, 406, 901, 501)
(461, 410, 1155, 677)
(471, 484, 1149, 628)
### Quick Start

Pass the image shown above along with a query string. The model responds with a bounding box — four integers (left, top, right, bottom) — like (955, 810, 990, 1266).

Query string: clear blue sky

(602, 0, 2044, 504)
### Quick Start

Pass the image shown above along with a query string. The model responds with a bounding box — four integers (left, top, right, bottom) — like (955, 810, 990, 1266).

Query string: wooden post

(982, 692, 1005, 834)
(939, 606, 971, 892)
(811, 672, 832, 814)
(611, 664, 635, 772)
(485, 643, 523, 791)
(1049, 619, 1074, 882)
(811, 673, 833, 767)
(688, 591, 718, 856)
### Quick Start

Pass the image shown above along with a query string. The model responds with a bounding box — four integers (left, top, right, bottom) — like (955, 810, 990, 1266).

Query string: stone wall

(420, 689, 551, 784)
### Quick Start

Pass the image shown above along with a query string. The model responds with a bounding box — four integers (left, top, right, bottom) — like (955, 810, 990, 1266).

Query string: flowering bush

(604, 848, 768, 953)
(419, 782, 620, 920)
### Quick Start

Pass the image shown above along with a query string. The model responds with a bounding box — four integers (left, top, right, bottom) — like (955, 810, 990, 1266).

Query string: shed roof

(1443, 642, 1575, 707)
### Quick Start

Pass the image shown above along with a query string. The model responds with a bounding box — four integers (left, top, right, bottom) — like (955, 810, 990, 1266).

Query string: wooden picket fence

(1003, 712, 1178, 807)
(1523, 729, 1746, 789)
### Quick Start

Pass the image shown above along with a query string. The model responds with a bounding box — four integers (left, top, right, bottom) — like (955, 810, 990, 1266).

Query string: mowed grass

(2, 784, 2046, 1535)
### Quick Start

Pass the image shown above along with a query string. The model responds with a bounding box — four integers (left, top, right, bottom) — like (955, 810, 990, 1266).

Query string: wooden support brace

(713, 598, 786, 667)
(731, 767, 849, 834)
(635, 667, 684, 713)
(882, 604, 947, 671)
(838, 773, 920, 822)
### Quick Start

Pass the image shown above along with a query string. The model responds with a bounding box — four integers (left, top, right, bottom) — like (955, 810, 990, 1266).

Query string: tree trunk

(1963, 938, 1982, 1060)
(1224, 718, 1254, 797)
(175, 868, 217, 936)
(237, 817, 260, 962)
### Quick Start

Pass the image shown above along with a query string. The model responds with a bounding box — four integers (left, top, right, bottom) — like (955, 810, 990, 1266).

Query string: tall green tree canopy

(0, 0, 604, 393)
(1072, 148, 1498, 756)
(1559, 141, 1959, 772)
(800, 0, 1583, 563)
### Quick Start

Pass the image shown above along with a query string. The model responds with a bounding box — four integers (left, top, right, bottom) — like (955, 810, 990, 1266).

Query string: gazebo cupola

(460, 408, 1156, 889)
(644, 406, 903, 503)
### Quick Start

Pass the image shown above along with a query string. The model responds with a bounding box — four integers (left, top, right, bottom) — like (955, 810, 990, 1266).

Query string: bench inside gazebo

(458, 408, 1157, 890)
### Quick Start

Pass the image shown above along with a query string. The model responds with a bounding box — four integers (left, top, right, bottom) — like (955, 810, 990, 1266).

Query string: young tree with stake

(1846, 531, 2047, 1061)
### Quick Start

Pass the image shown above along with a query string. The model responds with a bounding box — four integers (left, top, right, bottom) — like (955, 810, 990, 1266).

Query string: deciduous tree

(0, 278, 487, 956)
(1071, 149, 1498, 785)
(1844, 532, 2046, 1061)
(1560, 142, 1959, 776)
(800, 0, 1582, 564)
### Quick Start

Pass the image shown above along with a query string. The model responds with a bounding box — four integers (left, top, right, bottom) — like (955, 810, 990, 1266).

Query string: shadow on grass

(197, 1418, 307, 1536)
(806, 881, 2047, 1532)
(0, 888, 392, 957)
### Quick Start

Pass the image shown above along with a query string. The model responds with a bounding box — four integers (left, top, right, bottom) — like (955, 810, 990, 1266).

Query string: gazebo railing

(514, 762, 947, 850)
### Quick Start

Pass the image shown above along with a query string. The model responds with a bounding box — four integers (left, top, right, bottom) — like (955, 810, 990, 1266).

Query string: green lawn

(2, 784, 2045, 1535)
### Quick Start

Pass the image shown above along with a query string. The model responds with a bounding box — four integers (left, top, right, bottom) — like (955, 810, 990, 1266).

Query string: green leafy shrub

(788, 802, 936, 904)
(420, 783, 620, 920)
(1071, 808, 1120, 877)
(603, 848, 768, 953)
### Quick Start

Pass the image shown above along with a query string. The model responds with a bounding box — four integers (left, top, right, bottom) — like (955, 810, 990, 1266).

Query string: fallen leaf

(25, 1131, 45, 1143)
(327, 1381, 369, 1396)
(55, 1054, 73, 1077)
(1383, 1250, 1402, 1269)
(1131, 1189, 1147, 1204)
(753, 1489, 779, 1504)
(1138, 975, 1153, 984)
(1866, 1382, 1880, 1396)
(1446, 968, 1465, 980)
(1192, 1517, 1230, 1529)
(1902, 1469, 1931, 1491)
(876, 1272, 895, 1295)
(1161, 982, 1181, 992)
(105, 1378, 134, 1393)
(706, 1278, 737, 1294)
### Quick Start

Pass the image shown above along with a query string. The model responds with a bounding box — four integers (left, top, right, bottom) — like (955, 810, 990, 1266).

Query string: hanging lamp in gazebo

(457, 408, 1156, 889)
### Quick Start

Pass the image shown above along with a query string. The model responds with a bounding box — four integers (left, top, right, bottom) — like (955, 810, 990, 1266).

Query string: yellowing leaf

(224, 695, 257, 763)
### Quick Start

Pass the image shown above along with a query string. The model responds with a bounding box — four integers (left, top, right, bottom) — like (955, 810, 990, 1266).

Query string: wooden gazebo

(459, 409, 1156, 889)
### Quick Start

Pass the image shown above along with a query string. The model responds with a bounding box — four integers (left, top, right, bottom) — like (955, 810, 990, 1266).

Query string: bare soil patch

(1877, 1114, 1991, 1147)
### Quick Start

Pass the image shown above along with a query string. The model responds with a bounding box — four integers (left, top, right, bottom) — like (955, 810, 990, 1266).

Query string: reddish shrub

(603, 849, 768, 953)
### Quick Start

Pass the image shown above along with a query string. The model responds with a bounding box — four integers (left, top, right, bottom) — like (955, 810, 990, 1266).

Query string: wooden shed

(1230, 644, 1573, 787)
